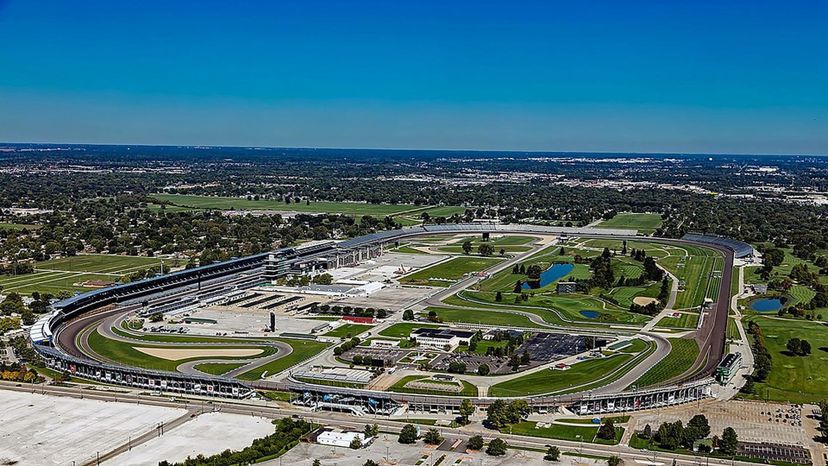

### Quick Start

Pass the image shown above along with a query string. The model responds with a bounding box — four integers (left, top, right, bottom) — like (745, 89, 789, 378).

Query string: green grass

(660, 251, 722, 310)
(425, 306, 544, 328)
(387, 375, 478, 397)
(152, 193, 426, 216)
(37, 254, 164, 273)
(595, 213, 662, 234)
(236, 339, 330, 380)
(393, 245, 428, 254)
(400, 256, 503, 287)
(726, 317, 741, 341)
(504, 421, 624, 445)
(0, 271, 122, 295)
(194, 362, 247, 375)
(489, 355, 635, 397)
(787, 285, 816, 307)
(0, 222, 39, 230)
(323, 323, 373, 338)
(742, 316, 828, 403)
(0, 254, 167, 295)
(655, 312, 699, 329)
(86, 329, 275, 372)
(378, 323, 440, 338)
(632, 338, 699, 388)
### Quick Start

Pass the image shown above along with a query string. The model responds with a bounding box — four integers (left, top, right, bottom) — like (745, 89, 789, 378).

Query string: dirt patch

(633, 296, 659, 306)
(133, 347, 263, 361)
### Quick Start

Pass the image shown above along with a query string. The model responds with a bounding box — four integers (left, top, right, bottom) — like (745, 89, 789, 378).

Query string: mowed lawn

(0, 254, 165, 295)
(152, 193, 421, 216)
(236, 339, 330, 380)
(424, 306, 543, 328)
(38, 254, 164, 274)
(632, 337, 699, 388)
(596, 213, 663, 234)
(378, 323, 441, 338)
(324, 323, 373, 338)
(400, 256, 503, 287)
(506, 421, 624, 445)
(655, 312, 699, 329)
(743, 316, 828, 403)
(489, 354, 634, 397)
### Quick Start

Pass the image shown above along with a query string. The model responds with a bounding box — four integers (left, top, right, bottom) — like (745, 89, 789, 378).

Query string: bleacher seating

(682, 233, 754, 258)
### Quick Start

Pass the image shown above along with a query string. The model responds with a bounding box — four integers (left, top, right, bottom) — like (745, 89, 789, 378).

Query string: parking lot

(519, 333, 596, 362)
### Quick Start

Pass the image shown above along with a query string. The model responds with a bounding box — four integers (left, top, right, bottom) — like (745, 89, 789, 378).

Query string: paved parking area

(636, 400, 806, 446)
(519, 333, 594, 362)
(269, 433, 605, 466)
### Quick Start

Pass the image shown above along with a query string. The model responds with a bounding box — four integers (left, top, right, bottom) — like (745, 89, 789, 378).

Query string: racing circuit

(28, 223, 751, 415)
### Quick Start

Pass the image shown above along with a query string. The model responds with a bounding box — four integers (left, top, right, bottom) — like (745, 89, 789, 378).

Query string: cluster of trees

(818, 401, 828, 442)
(332, 337, 361, 355)
(0, 362, 44, 383)
(350, 354, 386, 367)
(589, 249, 615, 289)
(485, 399, 530, 429)
(629, 300, 663, 316)
(747, 321, 772, 383)
(0, 292, 52, 325)
(461, 240, 496, 257)
(637, 415, 736, 455)
(785, 338, 812, 356)
(159, 417, 313, 466)
(310, 304, 388, 319)
(0, 261, 35, 276)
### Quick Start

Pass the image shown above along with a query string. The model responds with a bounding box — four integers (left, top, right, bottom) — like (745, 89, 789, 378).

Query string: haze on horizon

(0, 0, 826, 155)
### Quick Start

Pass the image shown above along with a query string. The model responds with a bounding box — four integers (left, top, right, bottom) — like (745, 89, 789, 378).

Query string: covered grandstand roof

(682, 233, 754, 258)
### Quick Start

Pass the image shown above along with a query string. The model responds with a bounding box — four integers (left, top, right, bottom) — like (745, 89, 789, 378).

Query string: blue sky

(1, 0, 826, 154)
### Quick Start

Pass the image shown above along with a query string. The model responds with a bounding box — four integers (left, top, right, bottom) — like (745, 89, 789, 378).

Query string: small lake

(751, 298, 783, 313)
(522, 263, 575, 289)
(580, 310, 601, 319)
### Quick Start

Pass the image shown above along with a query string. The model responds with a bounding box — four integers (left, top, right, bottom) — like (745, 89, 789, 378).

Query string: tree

(467, 435, 484, 451)
(462, 240, 473, 255)
(544, 445, 561, 461)
(478, 243, 495, 257)
(477, 363, 490, 376)
(486, 438, 508, 456)
(597, 420, 617, 441)
(720, 427, 738, 456)
(495, 291, 503, 302)
(817, 400, 828, 441)
(608, 456, 624, 466)
(364, 423, 379, 438)
(313, 460, 321, 466)
(363, 461, 379, 466)
(350, 437, 363, 449)
(403, 309, 414, 321)
(687, 414, 711, 440)
(656, 420, 684, 450)
(458, 399, 475, 425)
(423, 428, 443, 445)
(398, 424, 419, 444)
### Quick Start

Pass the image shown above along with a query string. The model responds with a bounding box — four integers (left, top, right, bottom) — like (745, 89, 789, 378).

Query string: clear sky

(1, 0, 826, 154)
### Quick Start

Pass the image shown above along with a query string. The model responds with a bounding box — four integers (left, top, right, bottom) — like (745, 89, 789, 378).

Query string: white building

(410, 328, 475, 351)
(316, 431, 374, 449)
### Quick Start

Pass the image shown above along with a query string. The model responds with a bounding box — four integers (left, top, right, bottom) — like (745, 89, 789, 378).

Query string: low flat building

(556, 281, 579, 294)
(316, 430, 374, 449)
(410, 327, 475, 351)
(369, 339, 400, 348)
(716, 352, 742, 385)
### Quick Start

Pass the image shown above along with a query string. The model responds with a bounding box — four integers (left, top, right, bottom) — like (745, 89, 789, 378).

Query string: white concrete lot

(106, 412, 274, 466)
(269, 433, 604, 466)
(0, 389, 185, 466)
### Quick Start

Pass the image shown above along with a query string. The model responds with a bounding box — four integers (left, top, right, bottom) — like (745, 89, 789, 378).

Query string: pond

(751, 298, 783, 313)
(580, 310, 601, 319)
(522, 263, 575, 289)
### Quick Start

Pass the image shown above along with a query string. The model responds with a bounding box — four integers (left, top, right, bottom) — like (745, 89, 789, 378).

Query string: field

(424, 306, 543, 328)
(655, 312, 699, 330)
(193, 362, 247, 375)
(742, 316, 828, 403)
(489, 354, 637, 397)
(387, 375, 478, 397)
(378, 323, 440, 338)
(0, 254, 164, 295)
(595, 213, 662, 234)
(323, 323, 373, 338)
(632, 338, 699, 388)
(505, 421, 624, 445)
(744, 247, 828, 286)
(87, 329, 276, 372)
(236, 339, 330, 380)
(399, 256, 503, 287)
(660, 250, 722, 310)
(435, 235, 536, 254)
(0, 222, 39, 230)
(152, 193, 457, 218)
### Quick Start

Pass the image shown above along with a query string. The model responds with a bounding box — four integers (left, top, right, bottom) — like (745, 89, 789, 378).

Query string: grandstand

(682, 233, 755, 258)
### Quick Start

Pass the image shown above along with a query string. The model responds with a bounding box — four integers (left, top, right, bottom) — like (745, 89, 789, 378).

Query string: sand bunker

(134, 347, 264, 361)
(633, 297, 659, 306)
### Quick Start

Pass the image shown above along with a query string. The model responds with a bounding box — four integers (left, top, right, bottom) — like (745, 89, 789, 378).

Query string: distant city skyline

(1, 0, 826, 155)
